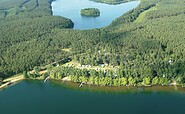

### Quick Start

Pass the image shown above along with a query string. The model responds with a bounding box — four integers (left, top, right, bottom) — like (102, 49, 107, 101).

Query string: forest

(80, 8, 100, 17)
(1, 0, 185, 86)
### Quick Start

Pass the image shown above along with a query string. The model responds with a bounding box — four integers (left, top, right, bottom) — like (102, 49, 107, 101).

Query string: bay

(51, 0, 140, 30)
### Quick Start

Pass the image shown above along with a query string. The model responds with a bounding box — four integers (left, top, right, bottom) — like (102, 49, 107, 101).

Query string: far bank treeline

(1, 0, 185, 86)
(90, 0, 135, 5)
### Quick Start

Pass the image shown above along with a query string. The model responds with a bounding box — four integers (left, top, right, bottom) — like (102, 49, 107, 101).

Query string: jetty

(44, 76, 50, 82)
(79, 82, 84, 87)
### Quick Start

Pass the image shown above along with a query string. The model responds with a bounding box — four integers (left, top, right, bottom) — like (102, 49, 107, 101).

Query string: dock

(79, 82, 84, 87)
(44, 76, 50, 82)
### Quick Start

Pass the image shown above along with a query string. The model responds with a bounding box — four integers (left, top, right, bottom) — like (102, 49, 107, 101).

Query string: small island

(80, 8, 100, 17)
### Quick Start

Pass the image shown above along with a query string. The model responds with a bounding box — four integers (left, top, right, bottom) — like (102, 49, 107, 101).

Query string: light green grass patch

(134, 6, 157, 23)
(62, 48, 71, 52)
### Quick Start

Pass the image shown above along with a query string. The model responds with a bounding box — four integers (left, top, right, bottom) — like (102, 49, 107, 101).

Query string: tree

(23, 71, 28, 78)
(34, 66, 40, 76)
(152, 77, 159, 85)
(0, 78, 2, 85)
(159, 77, 169, 85)
(175, 76, 183, 84)
(94, 76, 99, 85)
(142, 77, 151, 85)
(89, 76, 94, 84)
(113, 78, 119, 86)
(128, 77, 136, 85)
(120, 77, 127, 86)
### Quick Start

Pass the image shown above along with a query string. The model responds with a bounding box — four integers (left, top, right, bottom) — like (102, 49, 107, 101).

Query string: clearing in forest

(134, 5, 157, 23)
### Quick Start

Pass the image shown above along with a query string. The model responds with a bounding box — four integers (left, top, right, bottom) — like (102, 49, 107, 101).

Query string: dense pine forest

(1, 0, 185, 86)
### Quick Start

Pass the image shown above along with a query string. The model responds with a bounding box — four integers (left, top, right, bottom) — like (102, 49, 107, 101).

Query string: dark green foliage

(49, 66, 172, 86)
(0, 0, 73, 78)
(80, 8, 100, 17)
(0, 77, 2, 85)
(23, 71, 28, 78)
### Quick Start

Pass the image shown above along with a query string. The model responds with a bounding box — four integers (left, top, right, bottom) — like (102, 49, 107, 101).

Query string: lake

(51, 0, 140, 30)
(1, 80, 185, 114)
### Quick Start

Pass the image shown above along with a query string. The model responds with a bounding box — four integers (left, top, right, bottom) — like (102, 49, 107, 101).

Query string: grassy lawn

(62, 60, 80, 67)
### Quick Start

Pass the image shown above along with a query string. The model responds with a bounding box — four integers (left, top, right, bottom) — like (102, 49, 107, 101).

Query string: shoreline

(0, 75, 25, 89)
(89, 0, 137, 5)
(1, 75, 184, 90)
(0, 69, 46, 90)
(54, 76, 184, 88)
(50, 80, 185, 94)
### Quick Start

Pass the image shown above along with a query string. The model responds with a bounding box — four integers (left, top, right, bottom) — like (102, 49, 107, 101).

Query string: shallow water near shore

(1, 80, 185, 114)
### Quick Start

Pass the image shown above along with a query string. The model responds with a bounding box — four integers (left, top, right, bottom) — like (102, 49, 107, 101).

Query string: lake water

(1, 80, 185, 114)
(51, 0, 140, 30)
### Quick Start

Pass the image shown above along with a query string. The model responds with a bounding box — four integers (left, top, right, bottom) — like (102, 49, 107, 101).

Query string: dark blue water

(0, 80, 185, 114)
(51, 0, 140, 29)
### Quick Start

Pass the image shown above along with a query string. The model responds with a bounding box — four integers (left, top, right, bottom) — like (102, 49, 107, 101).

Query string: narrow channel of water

(51, 0, 140, 30)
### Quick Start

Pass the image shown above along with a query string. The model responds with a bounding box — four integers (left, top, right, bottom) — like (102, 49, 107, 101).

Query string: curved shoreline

(49, 79, 185, 95)
(51, 0, 140, 30)
(0, 74, 184, 91)
(0, 75, 25, 89)
(53, 76, 183, 88)
(90, 0, 137, 5)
